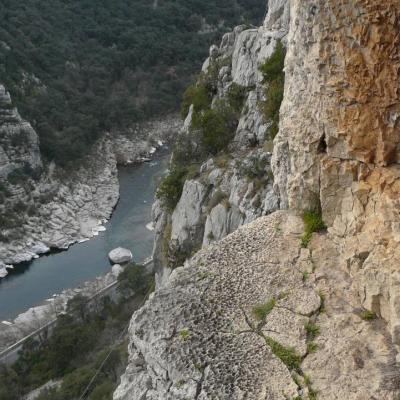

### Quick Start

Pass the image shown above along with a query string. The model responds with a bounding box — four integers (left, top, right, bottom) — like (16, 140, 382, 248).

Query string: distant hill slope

(0, 0, 265, 166)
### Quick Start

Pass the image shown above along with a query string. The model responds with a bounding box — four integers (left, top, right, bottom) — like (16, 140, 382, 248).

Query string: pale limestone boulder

(170, 180, 209, 251)
(108, 247, 133, 264)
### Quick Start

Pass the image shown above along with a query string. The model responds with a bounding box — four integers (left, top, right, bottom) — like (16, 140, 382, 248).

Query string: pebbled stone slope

(115, 212, 321, 400)
(116, 211, 399, 399)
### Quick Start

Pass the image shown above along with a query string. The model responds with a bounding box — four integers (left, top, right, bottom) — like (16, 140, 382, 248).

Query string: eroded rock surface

(116, 211, 399, 399)
(273, 0, 400, 355)
(115, 212, 320, 400)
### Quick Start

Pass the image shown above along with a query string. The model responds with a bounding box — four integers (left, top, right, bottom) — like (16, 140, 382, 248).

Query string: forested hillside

(0, 0, 265, 166)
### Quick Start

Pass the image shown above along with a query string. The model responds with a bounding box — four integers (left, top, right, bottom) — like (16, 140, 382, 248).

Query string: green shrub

(252, 298, 276, 321)
(301, 211, 326, 248)
(307, 342, 318, 354)
(304, 322, 320, 340)
(171, 136, 197, 167)
(87, 380, 115, 400)
(179, 329, 190, 339)
(117, 263, 148, 297)
(192, 101, 237, 155)
(207, 190, 228, 212)
(359, 310, 377, 321)
(156, 167, 187, 211)
(181, 83, 211, 118)
(186, 163, 201, 180)
(227, 82, 247, 113)
(259, 41, 286, 84)
(260, 77, 284, 138)
(309, 390, 318, 400)
(259, 41, 286, 139)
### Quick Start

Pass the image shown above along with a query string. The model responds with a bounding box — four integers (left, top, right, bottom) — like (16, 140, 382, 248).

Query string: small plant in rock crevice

(264, 336, 301, 372)
(252, 298, 276, 321)
(306, 342, 318, 354)
(248, 297, 320, 397)
(301, 210, 326, 248)
(179, 329, 190, 340)
(359, 309, 377, 321)
(226, 82, 247, 113)
(304, 321, 320, 341)
(207, 190, 229, 213)
(156, 167, 187, 211)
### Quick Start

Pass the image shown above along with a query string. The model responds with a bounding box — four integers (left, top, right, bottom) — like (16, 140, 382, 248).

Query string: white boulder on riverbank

(108, 247, 132, 264)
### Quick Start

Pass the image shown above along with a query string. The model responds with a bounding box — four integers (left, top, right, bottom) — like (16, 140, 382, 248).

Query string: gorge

(1, 0, 400, 399)
(0, 153, 169, 321)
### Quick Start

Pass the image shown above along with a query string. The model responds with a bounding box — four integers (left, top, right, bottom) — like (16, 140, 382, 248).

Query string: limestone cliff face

(116, 1, 400, 399)
(152, 0, 290, 285)
(273, 0, 400, 349)
(0, 85, 42, 180)
(0, 84, 180, 271)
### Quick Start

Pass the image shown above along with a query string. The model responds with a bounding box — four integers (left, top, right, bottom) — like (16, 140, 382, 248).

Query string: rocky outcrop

(116, 211, 399, 399)
(0, 85, 180, 270)
(115, 212, 318, 400)
(272, 0, 400, 356)
(0, 85, 42, 180)
(151, 2, 289, 283)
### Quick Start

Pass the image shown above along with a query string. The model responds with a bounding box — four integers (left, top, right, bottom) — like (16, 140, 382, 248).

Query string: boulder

(108, 247, 132, 264)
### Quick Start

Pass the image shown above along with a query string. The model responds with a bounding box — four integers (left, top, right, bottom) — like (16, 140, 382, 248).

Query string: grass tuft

(252, 298, 276, 321)
(304, 322, 320, 340)
(307, 342, 318, 354)
(264, 336, 301, 371)
(360, 310, 377, 321)
(301, 211, 326, 248)
(179, 329, 190, 340)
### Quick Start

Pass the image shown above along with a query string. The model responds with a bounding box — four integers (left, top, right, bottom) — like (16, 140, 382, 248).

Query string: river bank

(0, 151, 170, 352)
(0, 113, 180, 273)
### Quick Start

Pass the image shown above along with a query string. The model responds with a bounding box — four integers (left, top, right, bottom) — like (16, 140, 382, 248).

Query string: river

(0, 153, 169, 321)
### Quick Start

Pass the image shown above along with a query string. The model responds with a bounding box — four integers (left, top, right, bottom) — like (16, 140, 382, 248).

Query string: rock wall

(273, 0, 400, 350)
(0, 85, 42, 180)
(116, 0, 400, 399)
(0, 86, 180, 271)
(152, 1, 290, 285)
